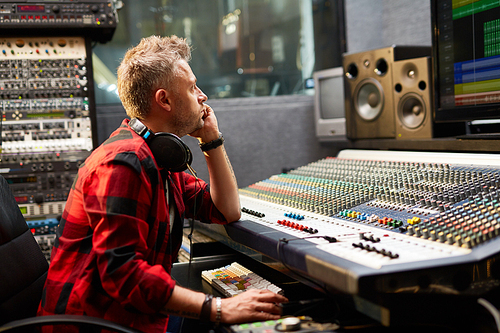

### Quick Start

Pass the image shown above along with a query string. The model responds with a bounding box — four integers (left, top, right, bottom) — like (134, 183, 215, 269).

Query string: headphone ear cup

(148, 133, 192, 172)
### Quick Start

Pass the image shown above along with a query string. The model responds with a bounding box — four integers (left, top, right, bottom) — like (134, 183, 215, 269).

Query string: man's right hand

(216, 289, 289, 324)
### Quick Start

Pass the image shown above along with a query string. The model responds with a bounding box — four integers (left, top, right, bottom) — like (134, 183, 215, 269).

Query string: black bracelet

(200, 294, 213, 322)
(199, 133, 224, 152)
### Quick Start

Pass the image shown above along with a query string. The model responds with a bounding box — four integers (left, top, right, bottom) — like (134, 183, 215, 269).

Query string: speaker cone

(398, 93, 425, 129)
(354, 78, 384, 121)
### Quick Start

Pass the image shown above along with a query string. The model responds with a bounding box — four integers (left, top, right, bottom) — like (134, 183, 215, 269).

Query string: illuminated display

(19, 206, 27, 214)
(17, 5, 46, 13)
(15, 196, 29, 204)
(7, 176, 37, 184)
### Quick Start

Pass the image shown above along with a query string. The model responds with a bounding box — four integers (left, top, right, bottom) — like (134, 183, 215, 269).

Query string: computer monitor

(313, 67, 346, 141)
(432, 0, 500, 123)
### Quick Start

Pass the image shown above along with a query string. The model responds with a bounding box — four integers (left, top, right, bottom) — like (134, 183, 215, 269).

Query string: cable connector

(279, 237, 289, 244)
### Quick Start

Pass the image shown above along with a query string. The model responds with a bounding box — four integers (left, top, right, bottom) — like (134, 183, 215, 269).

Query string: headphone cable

(179, 164, 199, 333)
(277, 236, 329, 294)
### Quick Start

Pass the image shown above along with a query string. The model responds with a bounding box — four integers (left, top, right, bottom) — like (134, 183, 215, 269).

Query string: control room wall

(96, 95, 337, 188)
(345, 0, 432, 53)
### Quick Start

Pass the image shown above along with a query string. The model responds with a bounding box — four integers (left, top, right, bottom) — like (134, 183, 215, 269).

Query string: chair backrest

(0, 175, 49, 325)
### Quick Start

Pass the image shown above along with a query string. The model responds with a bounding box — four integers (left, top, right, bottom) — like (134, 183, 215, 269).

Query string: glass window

(92, 0, 345, 104)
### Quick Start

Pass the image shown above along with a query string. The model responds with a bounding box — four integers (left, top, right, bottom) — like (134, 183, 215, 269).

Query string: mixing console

(221, 149, 500, 325)
(0, 36, 96, 261)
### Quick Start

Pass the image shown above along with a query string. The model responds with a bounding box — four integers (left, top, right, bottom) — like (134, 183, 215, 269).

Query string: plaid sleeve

(179, 172, 228, 225)
(82, 161, 175, 313)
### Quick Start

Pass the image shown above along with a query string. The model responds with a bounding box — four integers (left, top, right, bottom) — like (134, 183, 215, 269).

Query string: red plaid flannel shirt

(37, 119, 228, 332)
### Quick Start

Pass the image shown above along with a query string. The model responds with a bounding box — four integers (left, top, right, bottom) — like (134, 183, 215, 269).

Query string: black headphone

(128, 118, 193, 172)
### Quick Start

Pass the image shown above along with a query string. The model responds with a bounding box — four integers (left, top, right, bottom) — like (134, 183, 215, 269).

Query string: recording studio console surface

(219, 149, 500, 327)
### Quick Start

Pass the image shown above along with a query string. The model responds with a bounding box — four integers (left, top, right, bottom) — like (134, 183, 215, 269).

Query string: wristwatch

(199, 132, 224, 152)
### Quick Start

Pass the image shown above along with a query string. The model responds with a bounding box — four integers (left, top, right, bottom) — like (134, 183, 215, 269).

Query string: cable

(179, 166, 200, 333)
(184, 164, 199, 288)
(478, 298, 500, 333)
(276, 236, 330, 294)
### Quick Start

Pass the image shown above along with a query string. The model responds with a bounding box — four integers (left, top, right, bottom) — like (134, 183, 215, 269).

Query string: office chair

(0, 175, 141, 333)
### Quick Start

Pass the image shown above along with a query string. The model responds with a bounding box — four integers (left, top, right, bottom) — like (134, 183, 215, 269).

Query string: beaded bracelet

(215, 297, 222, 325)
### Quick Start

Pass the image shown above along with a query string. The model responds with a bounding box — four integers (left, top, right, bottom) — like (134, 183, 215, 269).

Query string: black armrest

(0, 315, 143, 333)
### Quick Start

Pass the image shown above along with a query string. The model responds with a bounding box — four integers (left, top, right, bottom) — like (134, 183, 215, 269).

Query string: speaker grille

(397, 93, 426, 129)
(354, 78, 384, 121)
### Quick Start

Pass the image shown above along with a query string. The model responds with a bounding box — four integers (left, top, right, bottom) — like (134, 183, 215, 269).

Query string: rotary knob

(280, 317, 301, 331)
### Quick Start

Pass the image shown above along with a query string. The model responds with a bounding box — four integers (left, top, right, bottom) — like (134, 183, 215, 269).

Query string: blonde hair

(117, 35, 192, 119)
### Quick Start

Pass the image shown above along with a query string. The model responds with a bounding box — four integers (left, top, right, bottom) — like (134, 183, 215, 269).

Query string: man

(38, 35, 287, 332)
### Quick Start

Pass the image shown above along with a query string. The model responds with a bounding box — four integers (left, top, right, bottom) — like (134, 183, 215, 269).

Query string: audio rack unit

(1, 150, 90, 206)
(0, 35, 97, 261)
(27, 217, 58, 261)
(1, 118, 93, 153)
(0, 1, 119, 42)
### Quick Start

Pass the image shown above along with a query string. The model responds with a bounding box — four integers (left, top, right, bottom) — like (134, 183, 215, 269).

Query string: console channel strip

(228, 150, 500, 301)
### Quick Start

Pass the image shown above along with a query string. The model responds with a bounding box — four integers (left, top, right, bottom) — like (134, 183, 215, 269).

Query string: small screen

(15, 196, 29, 204)
(19, 206, 27, 214)
(318, 76, 344, 119)
(17, 5, 45, 13)
(7, 176, 37, 184)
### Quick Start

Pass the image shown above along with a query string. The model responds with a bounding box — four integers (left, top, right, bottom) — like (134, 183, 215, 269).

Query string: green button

(252, 322, 263, 327)
(239, 323, 250, 329)
(265, 320, 275, 326)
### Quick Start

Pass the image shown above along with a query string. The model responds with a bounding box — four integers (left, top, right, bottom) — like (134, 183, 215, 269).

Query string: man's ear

(155, 88, 172, 111)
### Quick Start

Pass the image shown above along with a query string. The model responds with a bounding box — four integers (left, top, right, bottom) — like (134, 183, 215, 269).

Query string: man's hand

(218, 289, 289, 324)
(190, 104, 220, 143)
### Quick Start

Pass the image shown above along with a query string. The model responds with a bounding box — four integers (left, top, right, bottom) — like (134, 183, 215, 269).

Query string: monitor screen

(432, 0, 500, 122)
(313, 67, 346, 140)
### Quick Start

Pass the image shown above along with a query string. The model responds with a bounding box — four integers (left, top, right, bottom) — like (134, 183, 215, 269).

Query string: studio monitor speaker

(343, 46, 431, 139)
(392, 56, 432, 139)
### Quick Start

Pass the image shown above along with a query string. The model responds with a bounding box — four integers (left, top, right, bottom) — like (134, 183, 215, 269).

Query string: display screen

(19, 206, 27, 214)
(6, 176, 37, 184)
(433, 0, 500, 121)
(319, 76, 345, 119)
(15, 196, 29, 204)
(17, 5, 45, 13)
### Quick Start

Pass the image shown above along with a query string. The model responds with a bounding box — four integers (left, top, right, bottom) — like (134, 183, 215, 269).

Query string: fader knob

(34, 194, 44, 204)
